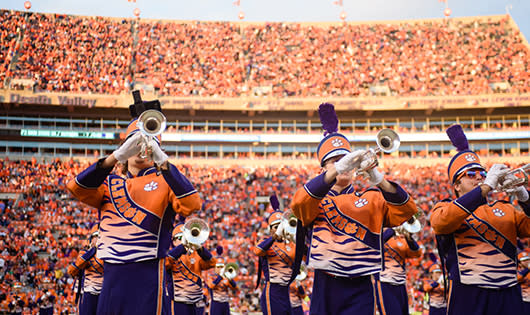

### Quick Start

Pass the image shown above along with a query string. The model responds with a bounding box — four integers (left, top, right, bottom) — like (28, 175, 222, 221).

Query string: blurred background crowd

(1, 10, 528, 97)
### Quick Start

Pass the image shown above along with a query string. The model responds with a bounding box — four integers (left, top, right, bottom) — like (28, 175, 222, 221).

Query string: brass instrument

(395, 212, 422, 235)
(224, 262, 239, 280)
(355, 128, 400, 177)
(496, 163, 530, 193)
(182, 218, 210, 253)
(402, 217, 422, 233)
(281, 210, 297, 243)
(137, 109, 167, 159)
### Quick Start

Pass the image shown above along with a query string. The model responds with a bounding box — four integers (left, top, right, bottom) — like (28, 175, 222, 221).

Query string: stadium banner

(2, 90, 529, 111)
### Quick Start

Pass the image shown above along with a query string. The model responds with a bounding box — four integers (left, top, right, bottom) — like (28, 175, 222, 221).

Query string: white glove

(274, 221, 285, 240)
(505, 186, 529, 202)
(113, 133, 142, 163)
(367, 167, 384, 186)
(483, 164, 509, 189)
(359, 154, 384, 185)
(182, 236, 200, 252)
(220, 266, 226, 278)
(334, 150, 365, 174)
(149, 139, 169, 165)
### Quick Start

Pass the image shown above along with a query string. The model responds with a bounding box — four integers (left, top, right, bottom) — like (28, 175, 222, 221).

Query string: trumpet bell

(224, 262, 239, 280)
(376, 128, 400, 153)
(138, 109, 167, 137)
(282, 210, 297, 236)
(402, 218, 421, 233)
(183, 218, 210, 246)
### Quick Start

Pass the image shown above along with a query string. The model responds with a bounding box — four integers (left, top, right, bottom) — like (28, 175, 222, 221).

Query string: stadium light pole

(505, 4, 512, 16)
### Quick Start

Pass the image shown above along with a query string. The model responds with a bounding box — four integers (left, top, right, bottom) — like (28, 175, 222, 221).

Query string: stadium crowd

(1, 9, 529, 97)
(0, 156, 528, 314)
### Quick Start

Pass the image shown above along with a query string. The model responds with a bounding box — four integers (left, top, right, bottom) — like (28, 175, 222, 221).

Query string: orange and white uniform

(67, 163, 201, 263)
(67, 246, 104, 295)
(207, 272, 238, 303)
(423, 278, 447, 309)
(292, 178, 417, 278)
(289, 281, 306, 308)
(253, 238, 296, 285)
(431, 195, 530, 289)
(379, 231, 422, 285)
(166, 244, 216, 304)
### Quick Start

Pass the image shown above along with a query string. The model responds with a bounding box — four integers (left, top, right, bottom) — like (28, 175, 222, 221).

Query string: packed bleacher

(1, 157, 528, 313)
(1, 9, 529, 97)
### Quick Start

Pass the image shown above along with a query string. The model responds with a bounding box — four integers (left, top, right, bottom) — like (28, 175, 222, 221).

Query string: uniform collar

(329, 184, 354, 196)
(127, 166, 158, 178)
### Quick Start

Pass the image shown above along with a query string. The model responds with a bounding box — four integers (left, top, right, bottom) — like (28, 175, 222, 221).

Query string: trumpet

(355, 128, 400, 177)
(496, 164, 530, 193)
(401, 217, 422, 234)
(182, 218, 210, 253)
(281, 210, 297, 243)
(395, 212, 422, 235)
(137, 109, 167, 160)
(224, 262, 239, 280)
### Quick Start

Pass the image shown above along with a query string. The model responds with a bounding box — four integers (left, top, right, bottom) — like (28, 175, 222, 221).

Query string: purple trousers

(97, 259, 170, 315)
(373, 279, 408, 315)
(447, 281, 524, 315)
(79, 292, 99, 315)
(260, 282, 291, 315)
(310, 270, 375, 315)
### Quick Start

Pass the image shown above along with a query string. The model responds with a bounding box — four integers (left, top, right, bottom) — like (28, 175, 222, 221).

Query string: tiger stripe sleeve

(431, 186, 486, 234)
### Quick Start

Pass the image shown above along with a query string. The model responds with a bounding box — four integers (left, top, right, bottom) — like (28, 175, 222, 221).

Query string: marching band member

(422, 264, 447, 315)
(374, 226, 422, 315)
(518, 251, 530, 313)
(430, 124, 530, 315)
(166, 219, 216, 315)
(67, 94, 201, 315)
(207, 246, 239, 315)
(253, 195, 296, 315)
(67, 225, 104, 315)
(289, 276, 307, 315)
(291, 103, 417, 314)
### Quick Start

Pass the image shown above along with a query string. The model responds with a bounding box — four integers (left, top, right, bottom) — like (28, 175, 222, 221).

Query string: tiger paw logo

(492, 208, 505, 217)
(355, 198, 368, 208)
(331, 138, 344, 147)
(464, 154, 477, 162)
(144, 181, 158, 192)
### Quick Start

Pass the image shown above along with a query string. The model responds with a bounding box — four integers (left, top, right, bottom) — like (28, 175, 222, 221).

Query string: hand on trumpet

(499, 171, 529, 202)
(334, 150, 365, 174)
(113, 133, 143, 163)
(483, 164, 509, 190)
(504, 185, 529, 202)
(148, 139, 169, 165)
(359, 154, 384, 186)
(182, 236, 201, 253)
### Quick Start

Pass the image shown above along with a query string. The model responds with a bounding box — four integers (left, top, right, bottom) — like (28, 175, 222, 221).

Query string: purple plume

(216, 245, 223, 255)
(446, 124, 469, 152)
(269, 194, 280, 211)
(318, 103, 338, 136)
